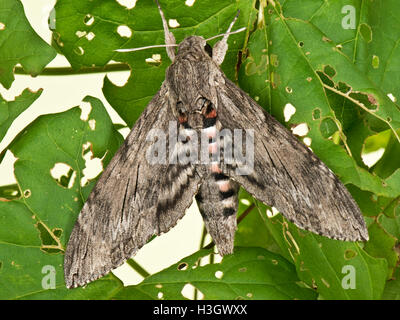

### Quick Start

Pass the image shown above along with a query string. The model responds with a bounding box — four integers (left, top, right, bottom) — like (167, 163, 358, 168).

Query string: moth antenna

(221, 10, 240, 44)
(115, 43, 178, 53)
(212, 10, 241, 65)
(155, 0, 176, 61)
(205, 27, 246, 42)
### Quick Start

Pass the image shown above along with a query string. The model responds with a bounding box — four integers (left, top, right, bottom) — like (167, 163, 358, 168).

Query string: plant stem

(14, 64, 130, 76)
(126, 258, 150, 278)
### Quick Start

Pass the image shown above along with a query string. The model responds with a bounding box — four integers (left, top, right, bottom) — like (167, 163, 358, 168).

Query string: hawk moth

(64, 2, 368, 289)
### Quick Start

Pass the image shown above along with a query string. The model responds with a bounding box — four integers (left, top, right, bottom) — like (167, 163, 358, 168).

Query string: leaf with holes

(0, 96, 124, 299)
(113, 247, 317, 300)
(262, 212, 387, 300)
(0, 0, 56, 89)
(53, 0, 257, 126)
(0, 89, 42, 154)
(239, 1, 400, 200)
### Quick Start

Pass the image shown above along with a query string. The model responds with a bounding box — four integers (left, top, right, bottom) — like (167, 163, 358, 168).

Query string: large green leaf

(0, 96, 124, 299)
(0, 0, 56, 89)
(261, 208, 387, 300)
(114, 247, 317, 300)
(0, 89, 42, 145)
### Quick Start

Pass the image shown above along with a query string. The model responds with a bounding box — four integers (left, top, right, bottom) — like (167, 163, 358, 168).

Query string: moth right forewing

(216, 77, 368, 242)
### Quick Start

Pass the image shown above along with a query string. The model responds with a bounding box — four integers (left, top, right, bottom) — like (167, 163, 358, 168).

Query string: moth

(64, 1, 369, 289)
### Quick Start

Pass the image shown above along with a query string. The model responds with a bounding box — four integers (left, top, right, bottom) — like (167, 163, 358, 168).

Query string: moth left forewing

(64, 85, 203, 288)
(216, 77, 368, 242)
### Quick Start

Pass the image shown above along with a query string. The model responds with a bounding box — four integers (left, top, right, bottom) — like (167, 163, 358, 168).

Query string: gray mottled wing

(216, 78, 368, 242)
(64, 84, 203, 288)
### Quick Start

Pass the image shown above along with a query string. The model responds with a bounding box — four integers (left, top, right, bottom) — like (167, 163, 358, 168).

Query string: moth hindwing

(64, 3, 368, 289)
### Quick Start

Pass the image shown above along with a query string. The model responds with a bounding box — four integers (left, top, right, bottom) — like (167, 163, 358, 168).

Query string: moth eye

(204, 43, 212, 57)
(201, 99, 216, 118)
(176, 102, 188, 123)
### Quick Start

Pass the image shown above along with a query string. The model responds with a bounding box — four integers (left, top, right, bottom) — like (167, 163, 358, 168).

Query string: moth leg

(196, 172, 239, 255)
(212, 11, 240, 65)
(155, 0, 176, 61)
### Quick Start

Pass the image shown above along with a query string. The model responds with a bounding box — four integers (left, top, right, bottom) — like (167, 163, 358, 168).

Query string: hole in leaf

(178, 262, 188, 271)
(349, 92, 378, 110)
(75, 30, 87, 38)
(344, 249, 357, 260)
(317, 71, 334, 87)
(0, 22, 5, 30)
(291, 123, 309, 136)
(116, 0, 137, 9)
(145, 54, 162, 66)
(80, 142, 105, 187)
(84, 14, 94, 26)
(312, 108, 321, 120)
(322, 36, 332, 42)
(86, 32, 95, 41)
(23, 189, 31, 198)
(303, 137, 312, 147)
(36, 222, 63, 254)
(157, 291, 163, 299)
(298, 41, 304, 47)
(168, 19, 180, 28)
(387, 93, 397, 102)
(270, 54, 279, 67)
(79, 101, 92, 121)
(50, 163, 76, 189)
(155, 284, 162, 289)
(185, 0, 195, 6)
(285, 86, 293, 94)
(271, 259, 278, 265)
(88, 119, 96, 131)
(215, 270, 224, 279)
(319, 117, 338, 139)
(360, 23, 372, 43)
(361, 147, 385, 168)
(337, 82, 351, 94)
(306, 77, 312, 82)
(181, 283, 204, 300)
(117, 25, 132, 38)
(246, 292, 253, 298)
(235, 296, 245, 300)
(283, 103, 296, 122)
(324, 65, 336, 78)
(74, 46, 85, 56)
(372, 55, 379, 69)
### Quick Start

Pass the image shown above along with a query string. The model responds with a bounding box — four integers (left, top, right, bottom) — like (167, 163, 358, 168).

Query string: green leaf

(262, 211, 388, 299)
(238, 1, 400, 200)
(0, 89, 42, 146)
(53, 0, 257, 126)
(0, 0, 56, 89)
(363, 216, 398, 278)
(382, 268, 400, 300)
(114, 247, 317, 300)
(0, 97, 124, 299)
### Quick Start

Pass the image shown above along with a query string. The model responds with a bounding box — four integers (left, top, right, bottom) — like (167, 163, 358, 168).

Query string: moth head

(175, 97, 216, 129)
(177, 36, 212, 59)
